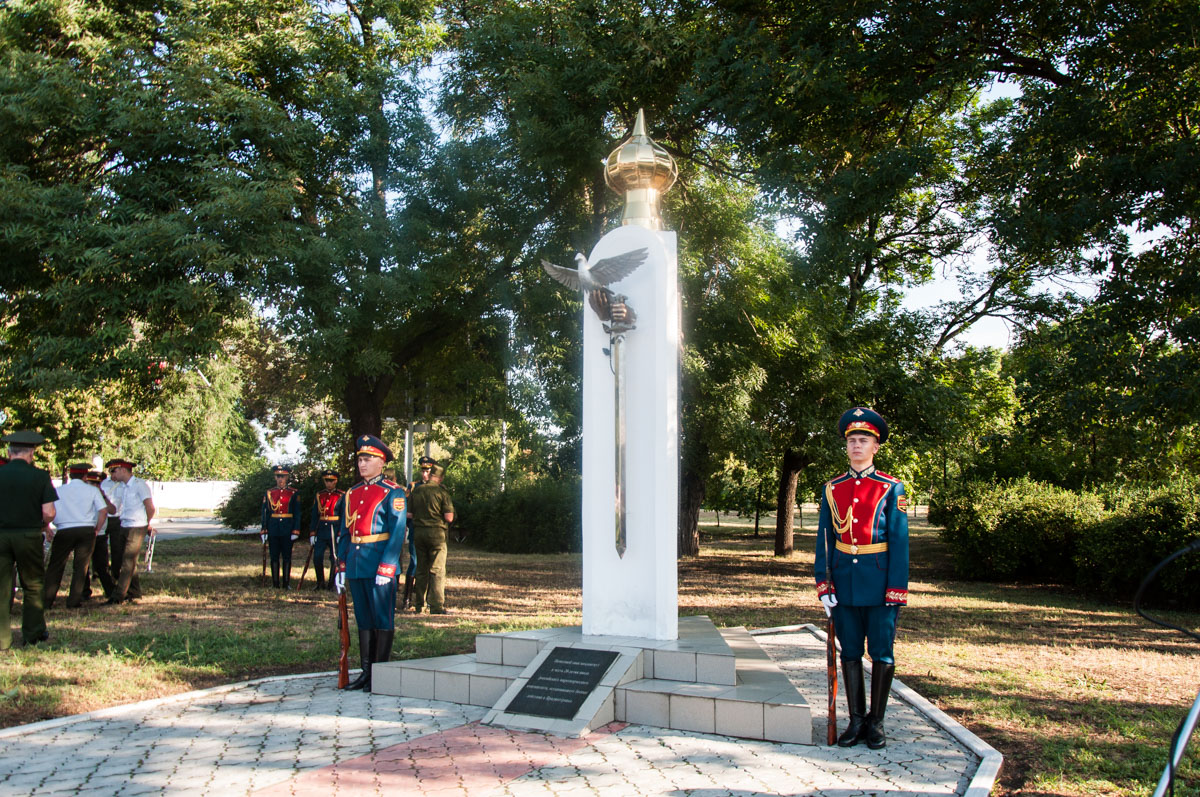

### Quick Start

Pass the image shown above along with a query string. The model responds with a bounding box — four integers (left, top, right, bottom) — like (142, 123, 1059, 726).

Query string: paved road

(0, 630, 996, 796)
(152, 517, 248, 540)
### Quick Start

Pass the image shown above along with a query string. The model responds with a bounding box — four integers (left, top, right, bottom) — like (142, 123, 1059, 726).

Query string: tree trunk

(678, 465, 703, 557)
(342, 372, 394, 442)
(753, 480, 763, 537)
(774, 448, 807, 557)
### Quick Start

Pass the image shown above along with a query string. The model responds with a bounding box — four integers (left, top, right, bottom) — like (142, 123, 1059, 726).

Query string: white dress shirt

(53, 478, 108, 529)
(119, 476, 153, 527)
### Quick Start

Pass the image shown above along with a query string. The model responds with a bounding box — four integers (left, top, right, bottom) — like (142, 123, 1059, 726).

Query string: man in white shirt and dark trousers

(82, 470, 118, 600)
(106, 458, 155, 604)
(44, 464, 108, 609)
(97, 463, 126, 599)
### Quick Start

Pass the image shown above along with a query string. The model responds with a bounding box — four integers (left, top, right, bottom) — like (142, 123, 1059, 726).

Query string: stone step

(474, 615, 737, 685)
(372, 617, 811, 744)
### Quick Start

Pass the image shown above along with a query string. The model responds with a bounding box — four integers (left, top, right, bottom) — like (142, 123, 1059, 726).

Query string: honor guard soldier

(261, 466, 300, 589)
(335, 435, 406, 691)
(309, 470, 344, 591)
(0, 430, 57, 648)
(813, 407, 909, 749)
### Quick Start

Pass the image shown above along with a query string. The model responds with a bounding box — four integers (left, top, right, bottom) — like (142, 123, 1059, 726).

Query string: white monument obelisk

(581, 110, 679, 640)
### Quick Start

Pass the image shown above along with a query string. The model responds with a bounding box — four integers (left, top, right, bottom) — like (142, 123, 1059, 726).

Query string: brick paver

(0, 629, 986, 795)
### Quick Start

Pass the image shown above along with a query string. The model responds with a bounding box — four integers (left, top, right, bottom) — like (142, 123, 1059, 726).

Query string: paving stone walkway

(0, 629, 994, 796)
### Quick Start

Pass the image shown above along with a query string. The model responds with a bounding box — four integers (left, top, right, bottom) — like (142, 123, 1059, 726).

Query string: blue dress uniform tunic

(813, 465, 909, 663)
(261, 487, 300, 577)
(262, 488, 300, 538)
(310, 488, 344, 577)
(336, 475, 406, 630)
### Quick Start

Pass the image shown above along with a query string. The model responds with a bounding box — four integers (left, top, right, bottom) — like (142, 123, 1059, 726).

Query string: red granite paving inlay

(254, 721, 628, 797)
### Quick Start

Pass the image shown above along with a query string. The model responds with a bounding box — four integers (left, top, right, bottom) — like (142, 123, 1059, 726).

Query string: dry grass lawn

(1, 510, 1197, 796)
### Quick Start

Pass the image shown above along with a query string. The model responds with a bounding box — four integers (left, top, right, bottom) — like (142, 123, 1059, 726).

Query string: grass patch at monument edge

(2, 517, 1197, 796)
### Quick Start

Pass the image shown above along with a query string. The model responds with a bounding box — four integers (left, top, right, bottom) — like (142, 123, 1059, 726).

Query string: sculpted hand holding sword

(543, 248, 648, 558)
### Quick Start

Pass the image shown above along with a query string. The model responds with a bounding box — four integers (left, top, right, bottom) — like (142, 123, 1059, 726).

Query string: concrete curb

(752, 623, 1003, 797)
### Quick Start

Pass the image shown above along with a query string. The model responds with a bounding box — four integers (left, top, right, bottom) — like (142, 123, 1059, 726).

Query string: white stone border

(753, 623, 1002, 797)
(0, 670, 341, 739)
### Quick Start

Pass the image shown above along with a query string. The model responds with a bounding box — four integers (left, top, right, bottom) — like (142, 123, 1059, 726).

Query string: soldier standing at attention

(0, 430, 57, 648)
(409, 464, 455, 615)
(261, 465, 300, 589)
(43, 464, 108, 609)
(813, 407, 909, 750)
(401, 456, 435, 610)
(335, 435, 406, 692)
(309, 470, 343, 591)
(108, 459, 155, 604)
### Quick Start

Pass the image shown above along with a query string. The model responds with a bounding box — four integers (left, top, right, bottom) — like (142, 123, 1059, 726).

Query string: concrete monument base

(371, 615, 811, 744)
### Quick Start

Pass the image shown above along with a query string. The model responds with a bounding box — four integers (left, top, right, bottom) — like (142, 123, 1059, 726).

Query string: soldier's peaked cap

(68, 463, 91, 474)
(320, 469, 339, 479)
(418, 455, 437, 467)
(271, 465, 292, 475)
(106, 458, 136, 470)
(2, 429, 47, 446)
(356, 435, 394, 463)
(838, 407, 889, 445)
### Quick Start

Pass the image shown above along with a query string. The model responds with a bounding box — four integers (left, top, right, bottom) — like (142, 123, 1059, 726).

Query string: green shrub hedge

(934, 477, 1200, 606)
(935, 478, 1106, 581)
(1074, 479, 1200, 609)
(218, 468, 278, 530)
(463, 476, 582, 554)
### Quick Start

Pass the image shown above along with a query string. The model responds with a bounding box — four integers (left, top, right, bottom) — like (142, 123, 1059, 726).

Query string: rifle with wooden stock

(825, 525, 838, 746)
(297, 537, 314, 589)
(331, 527, 349, 688)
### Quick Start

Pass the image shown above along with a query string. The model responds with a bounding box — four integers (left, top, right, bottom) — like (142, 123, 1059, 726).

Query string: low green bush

(1074, 478, 1200, 609)
(936, 478, 1106, 581)
(219, 465, 333, 532)
(464, 476, 582, 554)
(218, 468, 278, 530)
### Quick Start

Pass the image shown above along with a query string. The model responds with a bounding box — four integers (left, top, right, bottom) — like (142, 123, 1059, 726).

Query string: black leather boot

(400, 576, 414, 610)
(367, 630, 395, 693)
(281, 562, 291, 590)
(866, 661, 895, 749)
(837, 658, 869, 747)
(270, 560, 280, 589)
(345, 629, 374, 690)
(315, 564, 325, 591)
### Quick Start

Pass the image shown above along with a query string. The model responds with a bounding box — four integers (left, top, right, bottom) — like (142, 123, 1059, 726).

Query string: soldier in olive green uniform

(0, 430, 57, 649)
(408, 465, 455, 614)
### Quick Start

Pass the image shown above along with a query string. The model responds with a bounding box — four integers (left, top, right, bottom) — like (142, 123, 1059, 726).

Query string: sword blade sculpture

(543, 248, 647, 557)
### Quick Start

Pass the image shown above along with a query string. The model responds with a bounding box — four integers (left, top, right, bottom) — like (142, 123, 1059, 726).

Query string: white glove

(334, 571, 345, 594)
(260, 532, 267, 543)
(309, 535, 316, 546)
(290, 533, 298, 541)
(375, 574, 390, 586)
(820, 593, 838, 618)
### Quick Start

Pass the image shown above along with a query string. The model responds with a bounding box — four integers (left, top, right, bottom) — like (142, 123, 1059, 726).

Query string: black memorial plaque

(505, 647, 620, 720)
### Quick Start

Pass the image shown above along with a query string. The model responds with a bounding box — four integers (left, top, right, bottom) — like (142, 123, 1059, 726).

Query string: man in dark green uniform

(0, 430, 57, 649)
(408, 464, 455, 614)
(400, 456, 435, 610)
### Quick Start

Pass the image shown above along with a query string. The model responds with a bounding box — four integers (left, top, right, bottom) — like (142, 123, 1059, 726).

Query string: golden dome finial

(604, 108, 678, 231)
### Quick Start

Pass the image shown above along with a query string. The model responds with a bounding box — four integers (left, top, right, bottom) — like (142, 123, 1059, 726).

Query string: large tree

(0, 0, 302, 418)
